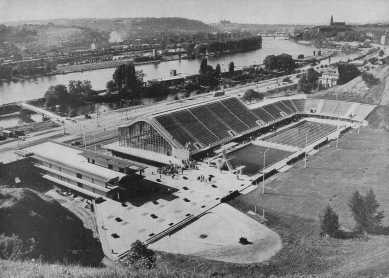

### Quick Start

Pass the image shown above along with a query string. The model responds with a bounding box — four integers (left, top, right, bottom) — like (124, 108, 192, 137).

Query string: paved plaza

(95, 160, 269, 261)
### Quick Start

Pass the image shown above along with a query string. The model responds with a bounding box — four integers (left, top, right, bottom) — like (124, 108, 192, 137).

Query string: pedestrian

(160, 174, 161, 179)
(237, 174, 239, 180)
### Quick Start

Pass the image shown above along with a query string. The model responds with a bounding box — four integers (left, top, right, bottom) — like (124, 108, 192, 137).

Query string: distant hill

(312, 64, 389, 130)
(3, 17, 214, 39)
(210, 22, 312, 34)
(0, 187, 102, 264)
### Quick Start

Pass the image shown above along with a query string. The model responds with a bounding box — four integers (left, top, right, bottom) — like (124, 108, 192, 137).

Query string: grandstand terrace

(108, 96, 376, 163)
(263, 121, 338, 149)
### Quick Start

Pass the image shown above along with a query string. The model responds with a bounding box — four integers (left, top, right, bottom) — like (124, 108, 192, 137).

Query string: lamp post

(261, 148, 270, 194)
(304, 127, 310, 168)
(93, 126, 97, 152)
(96, 112, 100, 127)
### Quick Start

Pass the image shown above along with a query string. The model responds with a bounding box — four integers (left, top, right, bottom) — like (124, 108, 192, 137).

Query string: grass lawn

(238, 127, 389, 229)
(229, 126, 389, 276)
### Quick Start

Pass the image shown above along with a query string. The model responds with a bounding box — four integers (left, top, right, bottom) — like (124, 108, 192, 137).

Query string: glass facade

(119, 121, 172, 156)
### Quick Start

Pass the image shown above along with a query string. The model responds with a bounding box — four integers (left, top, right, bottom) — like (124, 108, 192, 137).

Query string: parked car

(71, 141, 81, 146)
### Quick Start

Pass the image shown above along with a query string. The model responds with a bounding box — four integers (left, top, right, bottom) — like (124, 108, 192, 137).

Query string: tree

(379, 50, 384, 57)
(364, 189, 384, 233)
(297, 68, 320, 94)
(127, 240, 156, 269)
(228, 61, 234, 77)
(68, 80, 83, 99)
(338, 64, 360, 85)
(242, 89, 264, 104)
(275, 54, 296, 74)
(68, 80, 94, 99)
(111, 63, 145, 100)
(320, 205, 341, 237)
(347, 189, 384, 234)
(263, 54, 295, 74)
(263, 55, 277, 71)
(106, 80, 117, 92)
(199, 58, 208, 75)
(297, 54, 304, 59)
(44, 84, 69, 107)
(215, 63, 221, 78)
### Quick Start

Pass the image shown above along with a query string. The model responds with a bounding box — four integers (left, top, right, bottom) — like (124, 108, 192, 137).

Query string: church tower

(330, 15, 333, 26)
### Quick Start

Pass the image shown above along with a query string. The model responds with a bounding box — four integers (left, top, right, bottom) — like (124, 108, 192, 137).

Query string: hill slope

(314, 65, 389, 105)
(313, 65, 389, 130)
(0, 187, 103, 265)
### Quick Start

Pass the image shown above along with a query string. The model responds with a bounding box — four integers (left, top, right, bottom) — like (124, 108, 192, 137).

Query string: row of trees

(0, 60, 57, 80)
(321, 189, 385, 238)
(44, 80, 94, 107)
(263, 54, 296, 74)
(190, 36, 263, 56)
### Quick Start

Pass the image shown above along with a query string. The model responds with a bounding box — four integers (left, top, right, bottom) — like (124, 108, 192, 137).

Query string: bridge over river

(21, 102, 65, 122)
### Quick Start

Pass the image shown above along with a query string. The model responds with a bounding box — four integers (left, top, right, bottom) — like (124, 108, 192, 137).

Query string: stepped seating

(261, 103, 284, 120)
(155, 114, 197, 146)
(155, 97, 375, 152)
(320, 100, 338, 114)
(274, 102, 293, 115)
(170, 110, 218, 146)
(203, 101, 249, 133)
(220, 98, 260, 128)
(332, 101, 353, 117)
(353, 105, 376, 121)
(280, 100, 298, 113)
(303, 99, 321, 112)
(265, 121, 337, 148)
(190, 105, 232, 139)
(251, 106, 275, 123)
(291, 99, 305, 112)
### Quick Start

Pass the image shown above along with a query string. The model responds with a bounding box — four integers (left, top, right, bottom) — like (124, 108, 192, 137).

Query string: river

(0, 37, 359, 128)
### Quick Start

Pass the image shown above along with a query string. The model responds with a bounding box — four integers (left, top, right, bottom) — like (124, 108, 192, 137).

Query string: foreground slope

(0, 187, 103, 265)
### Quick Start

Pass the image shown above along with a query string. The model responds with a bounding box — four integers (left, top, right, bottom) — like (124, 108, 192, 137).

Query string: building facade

(319, 67, 339, 88)
(26, 141, 146, 201)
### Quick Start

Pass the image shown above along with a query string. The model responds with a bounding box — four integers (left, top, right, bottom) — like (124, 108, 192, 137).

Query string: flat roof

(80, 149, 147, 171)
(26, 142, 126, 181)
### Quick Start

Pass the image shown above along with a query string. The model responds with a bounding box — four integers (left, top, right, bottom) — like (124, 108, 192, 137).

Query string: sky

(0, 0, 388, 25)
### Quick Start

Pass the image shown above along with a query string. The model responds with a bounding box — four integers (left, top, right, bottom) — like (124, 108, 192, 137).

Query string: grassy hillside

(0, 187, 103, 265)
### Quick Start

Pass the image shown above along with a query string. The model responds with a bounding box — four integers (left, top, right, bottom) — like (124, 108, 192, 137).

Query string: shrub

(361, 72, 380, 88)
(126, 240, 156, 269)
(0, 233, 36, 260)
